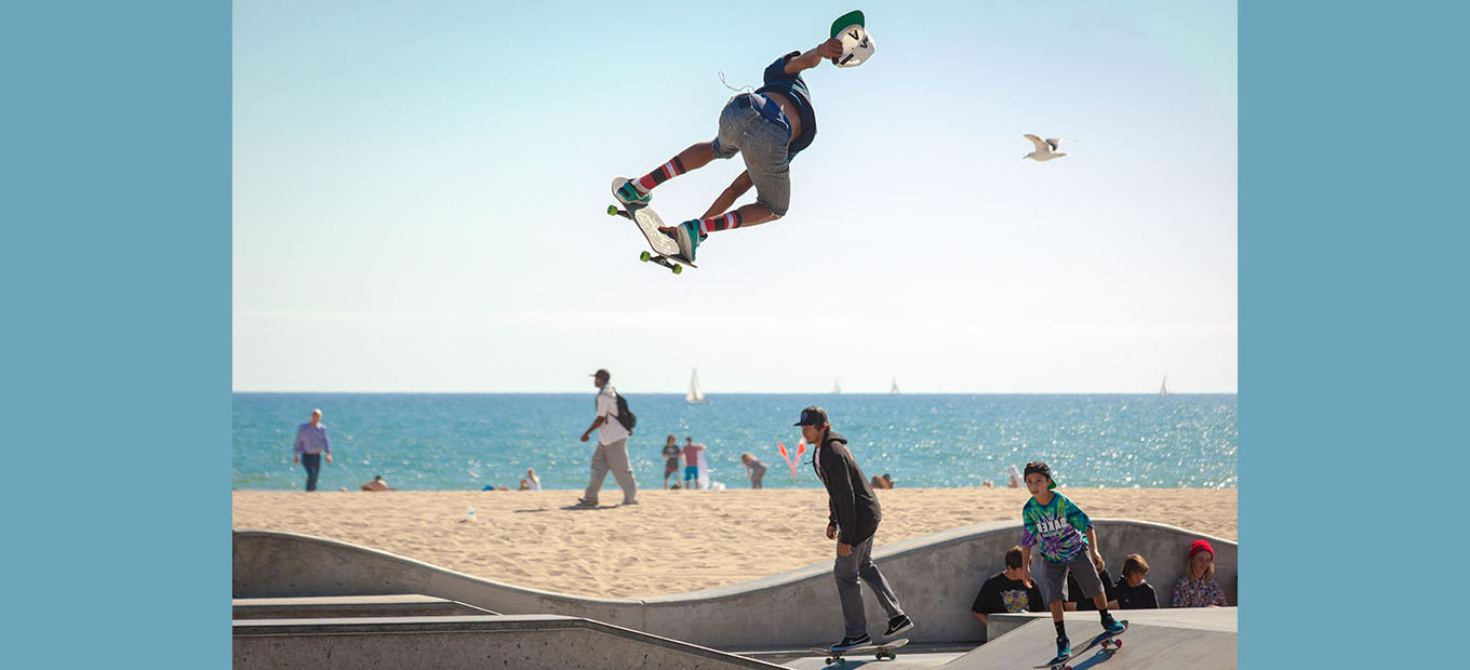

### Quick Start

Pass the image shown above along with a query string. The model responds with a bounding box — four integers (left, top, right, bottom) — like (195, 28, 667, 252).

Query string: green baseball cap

(830, 10, 865, 39)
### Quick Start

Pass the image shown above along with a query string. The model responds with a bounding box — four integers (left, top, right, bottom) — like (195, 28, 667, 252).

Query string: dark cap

(793, 406, 830, 427)
(590, 369, 610, 380)
(1023, 461, 1057, 490)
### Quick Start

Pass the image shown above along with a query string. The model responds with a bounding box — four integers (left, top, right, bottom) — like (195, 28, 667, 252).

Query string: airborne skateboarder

(612, 12, 874, 262)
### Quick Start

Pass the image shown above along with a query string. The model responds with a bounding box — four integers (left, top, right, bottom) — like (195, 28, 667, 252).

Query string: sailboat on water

(1159, 375, 1170, 396)
(831, 379, 842, 394)
(890, 378, 899, 395)
(687, 369, 709, 404)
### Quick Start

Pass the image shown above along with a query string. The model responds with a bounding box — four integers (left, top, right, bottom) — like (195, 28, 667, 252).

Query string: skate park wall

(233, 615, 787, 670)
(234, 519, 1236, 648)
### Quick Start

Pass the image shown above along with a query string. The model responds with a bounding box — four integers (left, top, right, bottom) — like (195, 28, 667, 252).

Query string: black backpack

(613, 392, 636, 432)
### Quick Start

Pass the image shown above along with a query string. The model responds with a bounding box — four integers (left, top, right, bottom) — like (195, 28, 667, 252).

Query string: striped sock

(634, 156, 686, 192)
(700, 211, 743, 234)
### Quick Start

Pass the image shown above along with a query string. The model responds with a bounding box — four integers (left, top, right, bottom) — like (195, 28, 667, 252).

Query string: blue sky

(233, 0, 1237, 393)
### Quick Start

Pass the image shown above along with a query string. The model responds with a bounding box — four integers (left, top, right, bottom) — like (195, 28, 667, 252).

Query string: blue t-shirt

(755, 51, 817, 158)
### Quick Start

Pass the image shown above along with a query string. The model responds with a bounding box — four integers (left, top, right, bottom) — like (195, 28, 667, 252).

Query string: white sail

(890, 378, 899, 394)
(1159, 375, 1170, 395)
(832, 379, 842, 394)
(687, 369, 708, 404)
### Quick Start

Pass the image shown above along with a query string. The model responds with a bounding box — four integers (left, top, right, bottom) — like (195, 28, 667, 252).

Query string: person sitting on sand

(1112, 553, 1159, 609)
(740, 452, 768, 489)
(870, 475, 889, 490)
(882, 473, 895, 488)
(1172, 539, 1229, 607)
(359, 475, 394, 492)
(524, 468, 541, 491)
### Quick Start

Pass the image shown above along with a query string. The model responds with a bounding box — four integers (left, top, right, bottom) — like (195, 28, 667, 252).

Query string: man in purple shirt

(293, 409, 332, 491)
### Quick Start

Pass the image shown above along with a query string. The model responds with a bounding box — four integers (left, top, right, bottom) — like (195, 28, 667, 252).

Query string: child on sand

(1019, 461, 1126, 661)
(739, 452, 768, 489)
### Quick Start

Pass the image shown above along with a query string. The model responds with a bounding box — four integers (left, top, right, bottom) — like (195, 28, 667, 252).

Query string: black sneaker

(828, 633, 872, 653)
(885, 614, 914, 637)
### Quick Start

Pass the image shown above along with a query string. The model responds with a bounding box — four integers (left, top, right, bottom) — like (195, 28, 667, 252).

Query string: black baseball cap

(793, 406, 829, 426)
(590, 369, 610, 380)
(1023, 461, 1058, 490)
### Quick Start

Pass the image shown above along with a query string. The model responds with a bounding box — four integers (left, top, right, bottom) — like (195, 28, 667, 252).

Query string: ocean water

(233, 393, 1237, 492)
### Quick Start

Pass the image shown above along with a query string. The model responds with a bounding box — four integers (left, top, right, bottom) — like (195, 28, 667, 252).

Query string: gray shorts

(1041, 550, 1104, 604)
(710, 93, 792, 216)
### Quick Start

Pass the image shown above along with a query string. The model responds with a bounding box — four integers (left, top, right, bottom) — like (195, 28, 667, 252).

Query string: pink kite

(777, 441, 795, 476)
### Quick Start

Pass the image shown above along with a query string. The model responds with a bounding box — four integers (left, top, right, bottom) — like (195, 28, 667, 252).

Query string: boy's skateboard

(606, 177, 695, 275)
(809, 638, 908, 667)
(1033, 622, 1128, 670)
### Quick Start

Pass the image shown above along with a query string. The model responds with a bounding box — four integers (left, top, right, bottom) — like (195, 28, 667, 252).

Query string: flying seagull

(1023, 134, 1066, 161)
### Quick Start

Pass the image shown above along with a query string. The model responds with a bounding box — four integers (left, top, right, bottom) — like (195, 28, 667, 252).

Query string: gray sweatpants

(583, 438, 638, 504)
(834, 535, 905, 637)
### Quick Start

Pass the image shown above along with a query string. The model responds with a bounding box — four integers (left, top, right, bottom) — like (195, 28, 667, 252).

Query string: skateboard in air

(1033, 621, 1128, 670)
(607, 177, 695, 275)
(809, 637, 908, 667)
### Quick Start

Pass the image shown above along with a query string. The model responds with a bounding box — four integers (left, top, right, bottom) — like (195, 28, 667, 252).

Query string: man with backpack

(577, 369, 639, 506)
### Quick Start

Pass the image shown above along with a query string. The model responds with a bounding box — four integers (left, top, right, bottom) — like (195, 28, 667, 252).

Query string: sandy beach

(233, 487, 1236, 599)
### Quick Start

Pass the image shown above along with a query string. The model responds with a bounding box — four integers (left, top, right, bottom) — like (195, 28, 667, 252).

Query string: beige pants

(583, 438, 638, 504)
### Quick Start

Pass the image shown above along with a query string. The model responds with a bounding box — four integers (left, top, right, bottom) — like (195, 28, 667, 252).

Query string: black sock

(1055, 620, 1067, 639)
(1100, 609, 1115, 624)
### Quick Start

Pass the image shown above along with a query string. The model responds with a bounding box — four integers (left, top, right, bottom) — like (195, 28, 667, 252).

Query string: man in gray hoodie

(796, 406, 915, 652)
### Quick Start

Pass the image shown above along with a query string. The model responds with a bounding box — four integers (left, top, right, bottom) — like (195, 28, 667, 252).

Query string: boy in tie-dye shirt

(1019, 461, 1126, 661)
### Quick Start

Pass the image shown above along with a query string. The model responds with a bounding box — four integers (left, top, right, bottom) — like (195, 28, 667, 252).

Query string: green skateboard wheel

(640, 251, 651, 262)
(672, 265, 683, 275)
(606, 205, 618, 215)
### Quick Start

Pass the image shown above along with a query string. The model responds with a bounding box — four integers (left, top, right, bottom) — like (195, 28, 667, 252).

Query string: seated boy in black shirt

(1111, 553, 1160, 609)
(972, 545, 1046, 627)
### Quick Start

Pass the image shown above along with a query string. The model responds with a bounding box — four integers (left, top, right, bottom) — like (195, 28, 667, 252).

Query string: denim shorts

(710, 93, 792, 216)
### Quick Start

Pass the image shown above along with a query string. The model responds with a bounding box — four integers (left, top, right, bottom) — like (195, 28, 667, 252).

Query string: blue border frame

(9, 0, 1465, 666)
(1241, 1, 1464, 667)
(5, 1, 229, 666)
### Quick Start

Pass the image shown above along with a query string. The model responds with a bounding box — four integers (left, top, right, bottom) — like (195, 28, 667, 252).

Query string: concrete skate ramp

(233, 594, 497, 619)
(233, 614, 786, 670)
(235, 519, 1235, 648)
(944, 608, 1237, 670)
